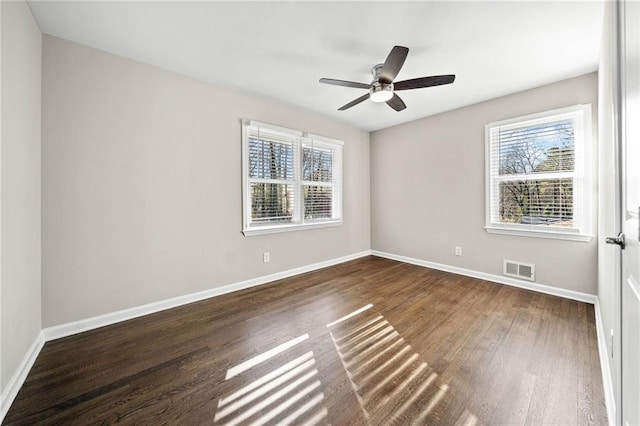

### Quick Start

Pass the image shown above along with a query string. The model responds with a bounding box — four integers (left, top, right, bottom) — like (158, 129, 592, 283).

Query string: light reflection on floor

(214, 335, 328, 426)
(213, 304, 478, 425)
(327, 304, 449, 424)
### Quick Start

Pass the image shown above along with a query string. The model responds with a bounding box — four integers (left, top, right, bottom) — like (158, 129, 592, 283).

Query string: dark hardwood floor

(4, 256, 607, 425)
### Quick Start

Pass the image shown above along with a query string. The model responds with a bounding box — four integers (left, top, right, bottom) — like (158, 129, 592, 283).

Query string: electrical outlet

(263, 252, 270, 263)
(455, 246, 462, 256)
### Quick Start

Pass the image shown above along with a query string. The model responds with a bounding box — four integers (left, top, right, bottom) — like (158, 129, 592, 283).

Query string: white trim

(371, 250, 597, 304)
(595, 298, 616, 426)
(42, 250, 372, 341)
(0, 332, 45, 423)
(241, 119, 343, 236)
(242, 220, 342, 236)
(306, 132, 344, 146)
(241, 119, 250, 233)
(244, 119, 303, 137)
(485, 226, 593, 242)
(486, 104, 593, 130)
(484, 104, 594, 242)
(0, 1, 3, 416)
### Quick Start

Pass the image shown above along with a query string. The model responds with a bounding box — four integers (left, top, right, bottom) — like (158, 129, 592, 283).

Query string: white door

(620, 1, 640, 424)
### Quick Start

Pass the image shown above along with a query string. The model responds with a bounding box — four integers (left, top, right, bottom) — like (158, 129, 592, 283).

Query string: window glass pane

(249, 137, 294, 180)
(498, 119, 574, 175)
(498, 178, 573, 227)
(304, 186, 333, 219)
(250, 183, 294, 223)
(303, 147, 333, 182)
(243, 121, 343, 234)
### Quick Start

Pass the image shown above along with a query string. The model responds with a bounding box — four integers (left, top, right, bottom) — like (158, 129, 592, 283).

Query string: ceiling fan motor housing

(370, 64, 394, 102)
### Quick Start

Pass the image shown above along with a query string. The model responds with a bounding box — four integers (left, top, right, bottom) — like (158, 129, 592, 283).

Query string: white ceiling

(28, 1, 604, 132)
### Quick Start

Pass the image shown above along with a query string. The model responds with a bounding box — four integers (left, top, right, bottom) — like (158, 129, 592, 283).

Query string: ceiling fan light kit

(320, 45, 456, 112)
(369, 83, 394, 103)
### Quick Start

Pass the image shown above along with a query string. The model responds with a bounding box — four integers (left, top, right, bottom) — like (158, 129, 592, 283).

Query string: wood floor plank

(3, 256, 607, 425)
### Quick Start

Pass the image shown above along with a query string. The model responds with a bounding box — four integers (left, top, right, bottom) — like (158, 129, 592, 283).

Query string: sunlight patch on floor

(327, 303, 450, 424)
(215, 335, 327, 425)
(218, 351, 314, 408)
(225, 333, 309, 380)
(326, 304, 373, 328)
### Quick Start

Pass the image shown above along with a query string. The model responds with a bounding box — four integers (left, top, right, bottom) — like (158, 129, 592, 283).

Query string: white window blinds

(302, 139, 342, 221)
(485, 105, 592, 241)
(242, 120, 343, 235)
(246, 125, 300, 225)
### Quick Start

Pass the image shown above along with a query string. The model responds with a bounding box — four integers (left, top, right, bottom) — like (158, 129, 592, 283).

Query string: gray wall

(1, 1, 42, 391)
(598, 0, 621, 421)
(41, 36, 370, 327)
(371, 73, 598, 295)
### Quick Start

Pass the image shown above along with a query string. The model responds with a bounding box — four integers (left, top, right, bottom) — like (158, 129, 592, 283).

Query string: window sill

(243, 220, 342, 236)
(485, 225, 593, 242)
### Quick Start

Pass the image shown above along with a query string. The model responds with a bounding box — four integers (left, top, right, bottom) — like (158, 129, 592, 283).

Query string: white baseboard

(371, 250, 597, 304)
(1, 331, 45, 423)
(39, 249, 598, 342)
(594, 298, 616, 426)
(42, 250, 372, 341)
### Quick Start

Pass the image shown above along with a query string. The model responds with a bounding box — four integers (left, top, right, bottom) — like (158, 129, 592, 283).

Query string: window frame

(484, 104, 593, 242)
(241, 120, 343, 236)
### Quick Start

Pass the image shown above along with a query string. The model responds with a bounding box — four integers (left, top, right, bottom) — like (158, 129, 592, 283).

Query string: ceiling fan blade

(319, 78, 371, 90)
(386, 94, 407, 112)
(379, 46, 409, 84)
(394, 75, 456, 91)
(338, 93, 370, 111)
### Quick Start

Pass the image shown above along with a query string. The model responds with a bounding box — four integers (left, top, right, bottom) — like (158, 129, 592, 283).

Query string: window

(485, 105, 592, 241)
(242, 120, 343, 236)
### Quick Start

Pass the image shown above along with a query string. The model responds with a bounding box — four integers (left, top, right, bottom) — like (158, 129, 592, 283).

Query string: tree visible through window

(242, 121, 343, 235)
(497, 120, 575, 226)
(303, 145, 334, 219)
(248, 137, 295, 224)
(486, 105, 592, 240)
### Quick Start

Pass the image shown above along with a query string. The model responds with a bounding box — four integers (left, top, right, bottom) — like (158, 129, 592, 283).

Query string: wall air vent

(503, 259, 535, 281)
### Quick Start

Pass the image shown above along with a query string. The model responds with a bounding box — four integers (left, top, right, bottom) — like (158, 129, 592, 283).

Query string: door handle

(605, 232, 625, 249)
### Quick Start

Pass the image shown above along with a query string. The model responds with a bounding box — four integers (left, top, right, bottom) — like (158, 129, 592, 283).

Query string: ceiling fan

(319, 45, 455, 112)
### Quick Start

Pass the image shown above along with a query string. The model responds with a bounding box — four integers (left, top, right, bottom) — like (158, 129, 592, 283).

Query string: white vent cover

(503, 259, 535, 281)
